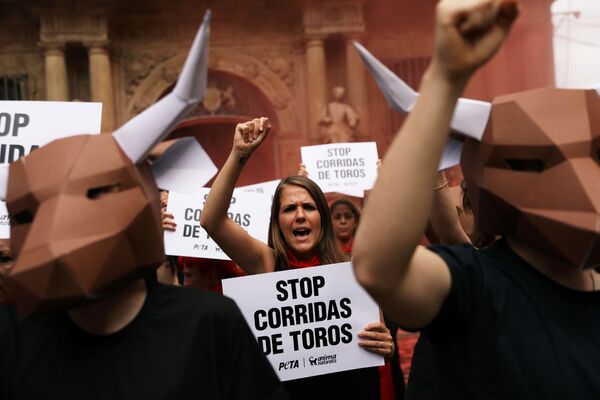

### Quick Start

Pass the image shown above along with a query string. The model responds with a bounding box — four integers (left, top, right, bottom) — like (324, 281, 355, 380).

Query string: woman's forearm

(200, 150, 245, 233)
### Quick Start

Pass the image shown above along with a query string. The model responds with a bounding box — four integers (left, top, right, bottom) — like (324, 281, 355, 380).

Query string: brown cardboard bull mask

(0, 11, 211, 316)
(462, 87, 600, 270)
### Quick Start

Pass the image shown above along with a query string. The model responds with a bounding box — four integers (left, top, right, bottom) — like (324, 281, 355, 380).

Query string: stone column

(345, 35, 369, 132)
(41, 43, 69, 101)
(305, 36, 328, 141)
(87, 42, 115, 132)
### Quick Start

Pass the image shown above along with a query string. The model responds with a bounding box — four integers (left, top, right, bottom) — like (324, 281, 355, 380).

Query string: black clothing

(420, 239, 600, 399)
(0, 281, 287, 399)
(404, 335, 435, 400)
(386, 318, 406, 400)
(284, 367, 380, 400)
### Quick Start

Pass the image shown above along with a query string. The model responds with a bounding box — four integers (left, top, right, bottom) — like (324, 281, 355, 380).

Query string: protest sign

(164, 188, 271, 259)
(0, 202, 7, 236)
(300, 142, 378, 197)
(222, 262, 383, 381)
(152, 137, 218, 194)
(237, 179, 281, 202)
(0, 101, 103, 238)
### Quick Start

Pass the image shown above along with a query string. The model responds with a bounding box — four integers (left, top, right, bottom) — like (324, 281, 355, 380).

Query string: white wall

(553, 0, 600, 88)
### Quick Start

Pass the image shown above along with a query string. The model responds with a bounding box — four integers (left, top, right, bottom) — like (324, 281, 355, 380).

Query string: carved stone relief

(242, 62, 260, 80)
(39, 12, 108, 43)
(263, 55, 295, 88)
(122, 51, 176, 97)
(195, 84, 238, 116)
(271, 93, 290, 110)
(302, 2, 365, 36)
(125, 48, 299, 135)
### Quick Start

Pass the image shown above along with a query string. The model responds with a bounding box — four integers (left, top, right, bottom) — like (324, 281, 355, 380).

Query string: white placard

(0, 202, 8, 236)
(222, 262, 384, 381)
(238, 179, 281, 201)
(301, 142, 378, 197)
(152, 137, 218, 194)
(439, 137, 463, 171)
(0, 101, 103, 238)
(164, 188, 271, 259)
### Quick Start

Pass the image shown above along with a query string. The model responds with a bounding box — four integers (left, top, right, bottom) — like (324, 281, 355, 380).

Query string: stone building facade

(0, 0, 554, 184)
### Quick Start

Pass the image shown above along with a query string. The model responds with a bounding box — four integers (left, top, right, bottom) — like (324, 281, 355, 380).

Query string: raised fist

(297, 163, 309, 177)
(434, 0, 519, 82)
(233, 117, 271, 159)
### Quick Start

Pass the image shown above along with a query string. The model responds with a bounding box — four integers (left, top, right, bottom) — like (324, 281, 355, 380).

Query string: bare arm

(200, 117, 277, 274)
(353, 0, 518, 328)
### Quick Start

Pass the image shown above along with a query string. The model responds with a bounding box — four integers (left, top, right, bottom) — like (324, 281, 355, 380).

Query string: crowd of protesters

(2, 0, 600, 399)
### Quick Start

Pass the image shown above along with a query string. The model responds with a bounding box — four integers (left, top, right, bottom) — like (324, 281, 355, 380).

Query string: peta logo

(309, 354, 337, 366)
(278, 360, 299, 371)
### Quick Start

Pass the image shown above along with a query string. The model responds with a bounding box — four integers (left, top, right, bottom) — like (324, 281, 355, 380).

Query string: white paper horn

(354, 42, 491, 141)
(113, 10, 211, 164)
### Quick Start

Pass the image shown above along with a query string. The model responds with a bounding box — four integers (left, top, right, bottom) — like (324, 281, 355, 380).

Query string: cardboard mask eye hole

(504, 159, 545, 172)
(13, 209, 33, 225)
(87, 183, 121, 200)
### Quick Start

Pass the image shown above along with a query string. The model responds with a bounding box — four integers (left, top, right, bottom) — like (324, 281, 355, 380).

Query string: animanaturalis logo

(309, 354, 337, 366)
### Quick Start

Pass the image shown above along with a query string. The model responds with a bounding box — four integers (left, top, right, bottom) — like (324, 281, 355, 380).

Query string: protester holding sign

(161, 190, 248, 291)
(300, 142, 379, 197)
(328, 199, 406, 399)
(201, 117, 398, 400)
(355, 0, 600, 398)
(180, 256, 245, 291)
(299, 163, 406, 398)
(297, 164, 361, 256)
(329, 198, 361, 256)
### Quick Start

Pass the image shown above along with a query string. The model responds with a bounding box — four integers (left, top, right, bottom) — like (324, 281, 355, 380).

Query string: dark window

(0, 75, 28, 100)
(392, 57, 431, 89)
(389, 57, 431, 134)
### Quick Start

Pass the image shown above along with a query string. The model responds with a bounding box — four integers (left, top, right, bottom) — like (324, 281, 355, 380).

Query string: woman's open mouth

(293, 228, 311, 241)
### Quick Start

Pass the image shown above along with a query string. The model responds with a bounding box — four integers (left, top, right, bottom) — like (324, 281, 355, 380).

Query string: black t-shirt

(405, 334, 435, 400)
(284, 366, 379, 400)
(0, 281, 287, 399)
(420, 239, 600, 399)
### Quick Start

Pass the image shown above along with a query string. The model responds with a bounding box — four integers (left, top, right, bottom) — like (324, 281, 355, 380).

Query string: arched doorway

(166, 70, 281, 187)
